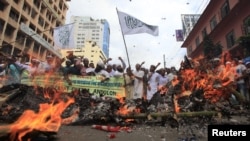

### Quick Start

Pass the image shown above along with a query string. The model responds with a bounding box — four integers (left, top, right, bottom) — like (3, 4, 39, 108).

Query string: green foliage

(203, 35, 222, 60)
(237, 35, 250, 57)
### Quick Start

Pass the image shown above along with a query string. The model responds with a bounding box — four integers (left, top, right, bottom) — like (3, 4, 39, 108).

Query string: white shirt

(159, 75, 169, 86)
(235, 64, 246, 84)
(132, 70, 144, 99)
(147, 72, 160, 100)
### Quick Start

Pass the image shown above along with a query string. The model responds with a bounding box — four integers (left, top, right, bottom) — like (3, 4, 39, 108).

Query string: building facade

(181, 0, 250, 60)
(70, 16, 110, 58)
(0, 0, 70, 61)
(60, 40, 107, 66)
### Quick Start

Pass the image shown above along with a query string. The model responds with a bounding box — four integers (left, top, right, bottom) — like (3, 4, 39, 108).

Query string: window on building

(31, 9, 37, 19)
(43, 35, 48, 41)
(210, 16, 217, 30)
(226, 30, 235, 48)
(201, 27, 207, 39)
(0, 19, 5, 33)
(16, 31, 25, 45)
(195, 36, 200, 47)
(29, 23, 36, 31)
(243, 16, 250, 35)
(221, 0, 230, 19)
(0, 1, 7, 11)
(59, 2, 63, 10)
(33, 42, 40, 54)
(5, 24, 15, 37)
(37, 29, 41, 36)
(20, 16, 28, 24)
(40, 4, 46, 14)
(1, 41, 12, 55)
(9, 9, 19, 22)
(14, 0, 19, 4)
(23, 2, 31, 14)
(33, 0, 40, 9)
(44, 22, 49, 29)
(40, 48, 45, 57)
(38, 17, 44, 27)
(188, 46, 192, 54)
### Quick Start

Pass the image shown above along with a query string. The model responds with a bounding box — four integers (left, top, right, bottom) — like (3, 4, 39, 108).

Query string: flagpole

(116, 8, 131, 68)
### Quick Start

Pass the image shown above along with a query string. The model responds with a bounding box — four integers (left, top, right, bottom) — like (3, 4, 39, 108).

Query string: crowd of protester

(1, 51, 250, 107)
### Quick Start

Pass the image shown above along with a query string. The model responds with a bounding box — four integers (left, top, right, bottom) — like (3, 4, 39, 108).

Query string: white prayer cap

(226, 61, 231, 65)
(97, 61, 104, 68)
(213, 58, 220, 61)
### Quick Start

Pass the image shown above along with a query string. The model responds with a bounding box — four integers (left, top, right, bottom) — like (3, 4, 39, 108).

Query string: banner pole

(116, 8, 131, 68)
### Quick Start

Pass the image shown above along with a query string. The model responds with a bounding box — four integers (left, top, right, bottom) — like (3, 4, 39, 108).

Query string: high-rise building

(0, 0, 70, 61)
(70, 16, 110, 58)
(60, 40, 107, 67)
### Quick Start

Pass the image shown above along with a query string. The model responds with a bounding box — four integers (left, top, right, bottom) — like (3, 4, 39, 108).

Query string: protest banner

(20, 71, 125, 98)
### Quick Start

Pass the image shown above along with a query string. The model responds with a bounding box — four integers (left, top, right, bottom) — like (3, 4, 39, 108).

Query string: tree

(237, 18, 250, 58)
(203, 35, 222, 60)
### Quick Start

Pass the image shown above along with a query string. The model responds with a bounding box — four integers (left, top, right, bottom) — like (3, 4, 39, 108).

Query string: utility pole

(163, 54, 166, 68)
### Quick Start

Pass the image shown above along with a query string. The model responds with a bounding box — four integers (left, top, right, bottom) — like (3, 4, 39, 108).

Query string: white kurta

(147, 72, 160, 100)
(133, 70, 144, 99)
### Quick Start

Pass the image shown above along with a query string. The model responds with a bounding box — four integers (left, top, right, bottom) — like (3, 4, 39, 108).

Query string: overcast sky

(65, 0, 210, 69)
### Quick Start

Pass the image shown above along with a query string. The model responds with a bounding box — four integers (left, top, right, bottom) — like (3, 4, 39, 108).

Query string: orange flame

(8, 97, 74, 141)
(115, 94, 140, 117)
(173, 54, 237, 111)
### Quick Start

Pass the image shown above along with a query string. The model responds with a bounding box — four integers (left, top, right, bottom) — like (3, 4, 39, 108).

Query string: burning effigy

(0, 55, 249, 141)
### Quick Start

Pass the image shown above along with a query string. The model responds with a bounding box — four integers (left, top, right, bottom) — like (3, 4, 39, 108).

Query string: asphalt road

(55, 124, 206, 141)
(54, 115, 249, 141)
(1, 115, 249, 141)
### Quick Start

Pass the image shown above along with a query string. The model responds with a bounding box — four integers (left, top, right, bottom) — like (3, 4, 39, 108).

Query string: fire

(116, 104, 130, 115)
(8, 96, 74, 141)
(116, 94, 125, 104)
(0, 71, 75, 141)
(171, 54, 240, 113)
(115, 93, 140, 117)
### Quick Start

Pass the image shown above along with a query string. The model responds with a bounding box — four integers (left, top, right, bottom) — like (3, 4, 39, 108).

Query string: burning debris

(0, 56, 250, 140)
(0, 80, 249, 141)
(0, 84, 74, 141)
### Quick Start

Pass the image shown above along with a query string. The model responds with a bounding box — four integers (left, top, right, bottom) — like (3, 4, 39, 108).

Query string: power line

(195, 0, 210, 14)
(194, 0, 205, 14)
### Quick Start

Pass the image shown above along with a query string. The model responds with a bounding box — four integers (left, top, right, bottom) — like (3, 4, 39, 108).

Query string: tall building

(60, 40, 107, 66)
(70, 16, 110, 58)
(0, 0, 70, 61)
(181, 0, 250, 59)
(181, 14, 201, 39)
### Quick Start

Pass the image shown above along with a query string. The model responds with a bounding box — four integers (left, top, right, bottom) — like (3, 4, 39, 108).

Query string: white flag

(117, 10, 159, 36)
(53, 23, 75, 49)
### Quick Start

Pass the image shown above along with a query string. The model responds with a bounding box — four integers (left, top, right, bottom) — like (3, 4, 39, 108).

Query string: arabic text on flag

(117, 10, 159, 36)
(53, 23, 75, 49)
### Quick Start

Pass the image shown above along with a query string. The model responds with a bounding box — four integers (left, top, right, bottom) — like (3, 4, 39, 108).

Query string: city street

(56, 124, 204, 141)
